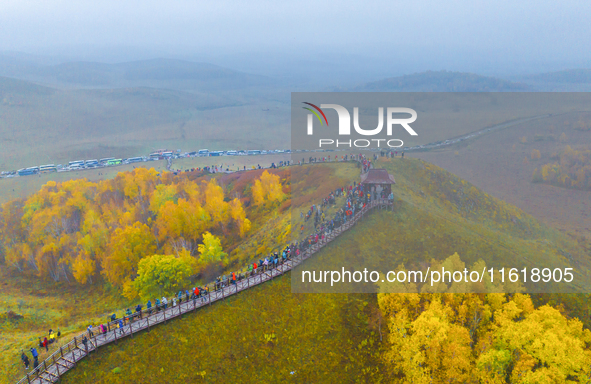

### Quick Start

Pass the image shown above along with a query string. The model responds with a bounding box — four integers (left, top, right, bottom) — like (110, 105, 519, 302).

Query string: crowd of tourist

(20, 152, 402, 375)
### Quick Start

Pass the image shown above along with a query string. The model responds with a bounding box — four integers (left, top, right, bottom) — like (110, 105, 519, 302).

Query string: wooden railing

(16, 162, 390, 384)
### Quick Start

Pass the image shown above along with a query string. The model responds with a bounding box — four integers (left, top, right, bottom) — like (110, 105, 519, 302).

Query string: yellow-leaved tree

(131, 250, 196, 300)
(204, 179, 230, 230)
(198, 232, 227, 265)
(229, 198, 251, 237)
(101, 221, 157, 290)
(252, 170, 284, 206)
(379, 289, 591, 383)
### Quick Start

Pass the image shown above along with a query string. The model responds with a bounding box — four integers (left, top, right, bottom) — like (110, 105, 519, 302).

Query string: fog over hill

(353, 70, 532, 92)
(0, 56, 275, 93)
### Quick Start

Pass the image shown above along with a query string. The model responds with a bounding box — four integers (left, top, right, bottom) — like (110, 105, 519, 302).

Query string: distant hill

(0, 76, 55, 96)
(0, 76, 256, 171)
(524, 68, 591, 84)
(7, 58, 274, 91)
(355, 70, 532, 92)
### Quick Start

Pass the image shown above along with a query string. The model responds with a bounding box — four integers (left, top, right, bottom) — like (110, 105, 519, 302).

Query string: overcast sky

(2, 0, 591, 73)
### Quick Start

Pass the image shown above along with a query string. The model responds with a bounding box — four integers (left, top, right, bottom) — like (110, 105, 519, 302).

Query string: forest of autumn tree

(379, 291, 591, 383)
(532, 146, 591, 190)
(0, 168, 286, 298)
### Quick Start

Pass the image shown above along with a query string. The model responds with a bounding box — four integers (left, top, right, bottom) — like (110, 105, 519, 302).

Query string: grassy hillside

(0, 162, 358, 383)
(0, 268, 137, 383)
(38, 158, 590, 383)
(60, 274, 382, 384)
(415, 110, 591, 240)
(296, 158, 591, 296)
(0, 77, 291, 172)
(24, 59, 274, 91)
(355, 70, 531, 91)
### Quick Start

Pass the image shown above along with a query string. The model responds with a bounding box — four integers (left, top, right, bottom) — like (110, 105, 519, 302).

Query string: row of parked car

(0, 148, 294, 178)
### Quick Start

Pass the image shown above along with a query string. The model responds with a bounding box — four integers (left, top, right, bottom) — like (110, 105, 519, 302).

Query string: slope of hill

(59, 274, 382, 384)
(36, 158, 590, 384)
(413, 110, 591, 240)
(7, 58, 274, 92)
(0, 76, 55, 96)
(517, 68, 591, 91)
(525, 68, 591, 84)
(0, 77, 291, 172)
(0, 163, 356, 383)
(355, 70, 532, 91)
(295, 158, 590, 296)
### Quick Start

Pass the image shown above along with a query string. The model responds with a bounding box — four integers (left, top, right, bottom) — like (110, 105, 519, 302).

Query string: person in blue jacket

(30, 347, 39, 367)
(147, 300, 152, 314)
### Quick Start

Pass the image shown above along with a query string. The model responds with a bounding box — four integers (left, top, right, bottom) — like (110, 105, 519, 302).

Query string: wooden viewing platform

(17, 165, 393, 384)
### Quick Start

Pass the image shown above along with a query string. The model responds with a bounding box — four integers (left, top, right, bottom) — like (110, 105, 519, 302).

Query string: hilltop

(298, 157, 590, 296)
(5, 158, 584, 383)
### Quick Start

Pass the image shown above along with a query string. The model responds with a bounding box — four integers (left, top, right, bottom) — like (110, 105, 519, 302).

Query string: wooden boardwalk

(17, 197, 392, 384)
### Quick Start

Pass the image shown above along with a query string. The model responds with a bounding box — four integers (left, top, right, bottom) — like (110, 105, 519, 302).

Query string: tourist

(21, 352, 30, 370)
(82, 336, 88, 352)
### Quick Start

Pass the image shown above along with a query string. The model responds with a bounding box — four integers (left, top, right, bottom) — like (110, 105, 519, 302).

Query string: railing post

(146, 314, 151, 332)
(163, 306, 167, 323)
(129, 320, 134, 338)
(26, 373, 31, 384)
(114, 325, 118, 344)
(60, 346, 64, 358)
(55, 355, 61, 377)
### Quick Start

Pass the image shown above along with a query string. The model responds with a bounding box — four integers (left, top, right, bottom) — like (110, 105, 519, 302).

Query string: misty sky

(2, 0, 591, 74)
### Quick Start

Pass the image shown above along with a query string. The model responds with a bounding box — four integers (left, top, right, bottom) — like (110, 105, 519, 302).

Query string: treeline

(532, 145, 591, 190)
(0, 168, 286, 297)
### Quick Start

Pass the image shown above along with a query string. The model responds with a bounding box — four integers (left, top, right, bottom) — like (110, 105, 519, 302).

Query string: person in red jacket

(42, 337, 48, 352)
(232, 272, 236, 285)
(253, 263, 258, 275)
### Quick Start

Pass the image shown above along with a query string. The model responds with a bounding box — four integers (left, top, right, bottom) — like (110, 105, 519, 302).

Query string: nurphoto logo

(303, 102, 418, 149)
